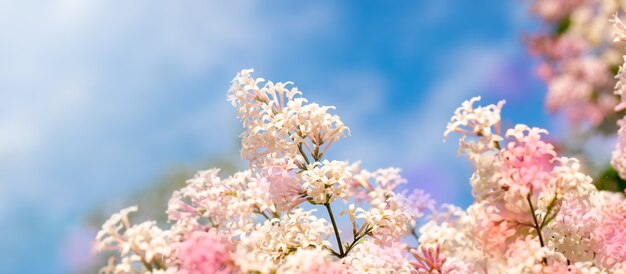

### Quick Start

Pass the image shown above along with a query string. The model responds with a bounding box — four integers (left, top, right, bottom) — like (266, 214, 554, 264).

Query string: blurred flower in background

(526, 0, 626, 191)
(0, 1, 550, 273)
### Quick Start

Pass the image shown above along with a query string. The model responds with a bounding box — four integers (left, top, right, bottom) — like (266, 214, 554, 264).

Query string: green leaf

(555, 17, 571, 36)
(594, 166, 626, 192)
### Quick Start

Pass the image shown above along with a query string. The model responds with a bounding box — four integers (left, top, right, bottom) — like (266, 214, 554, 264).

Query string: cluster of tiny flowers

(95, 206, 178, 273)
(226, 69, 349, 170)
(166, 169, 272, 237)
(527, 0, 626, 126)
(530, 2, 626, 184)
(93, 68, 626, 273)
(177, 231, 237, 274)
(612, 13, 626, 180)
(612, 119, 626, 178)
(94, 65, 626, 273)
(444, 96, 505, 158)
(93, 70, 435, 273)
(434, 97, 626, 273)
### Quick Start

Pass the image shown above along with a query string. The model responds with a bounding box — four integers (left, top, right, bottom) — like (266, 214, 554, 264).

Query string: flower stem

(255, 210, 270, 220)
(324, 202, 344, 256)
(343, 227, 372, 257)
(298, 143, 311, 166)
(494, 141, 501, 150)
(526, 193, 547, 265)
(410, 226, 420, 243)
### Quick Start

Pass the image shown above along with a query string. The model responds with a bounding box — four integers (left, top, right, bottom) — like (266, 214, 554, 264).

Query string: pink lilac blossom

(265, 158, 306, 212)
(613, 14, 626, 112)
(594, 195, 626, 268)
(528, 0, 625, 127)
(612, 12, 626, 181)
(612, 119, 626, 179)
(440, 96, 626, 272)
(177, 230, 238, 274)
(544, 57, 612, 125)
(530, 0, 587, 22)
(500, 125, 556, 195)
(404, 189, 435, 218)
(468, 203, 518, 258)
(410, 245, 447, 273)
(93, 70, 626, 273)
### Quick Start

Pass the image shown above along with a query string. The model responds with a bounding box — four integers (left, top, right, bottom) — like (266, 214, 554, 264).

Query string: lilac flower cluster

(94, 23, 626, 270)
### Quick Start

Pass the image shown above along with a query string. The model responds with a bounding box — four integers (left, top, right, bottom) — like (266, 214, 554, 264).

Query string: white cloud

(0, 0, 338, 199)
(0, 1, 341, 272)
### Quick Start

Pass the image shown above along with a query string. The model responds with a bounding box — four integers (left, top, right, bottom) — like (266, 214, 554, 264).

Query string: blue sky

(0, 1, 551, 273)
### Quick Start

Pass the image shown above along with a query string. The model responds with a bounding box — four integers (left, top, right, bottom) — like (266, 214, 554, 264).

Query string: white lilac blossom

(234, 209, 333, 273)
(276, 248, 346, 274)
(444, 96, 505, 159)
(341, 240, 413, 273)
(301, 160, 351, 204)
(94, 70, 434, 273)
(227, 69, 349, 170)
(436, 96, 626, 273)
(94, 70, 626, 273)
(94, 206, 178, 273)
(166, 169, 272, 236)
(347, 165, 406, 205)
(353, 192, 417, 245)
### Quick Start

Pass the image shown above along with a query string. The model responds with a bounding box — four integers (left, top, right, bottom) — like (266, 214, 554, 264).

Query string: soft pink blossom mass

(92, 68, 626, 273)
(92, 2, 626, 272)
(177, 231, 237, 274)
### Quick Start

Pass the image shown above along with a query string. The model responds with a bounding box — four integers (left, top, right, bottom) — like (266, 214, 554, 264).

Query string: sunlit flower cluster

(95, 206, 178, 273)
(166, 169, 272, 236)
(444, 96, 505, 158)
(94, 67, 626, 272)
(227, 69, 349, 170)
(434, 96, 626, 273)
(94, 70, 434, 273)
